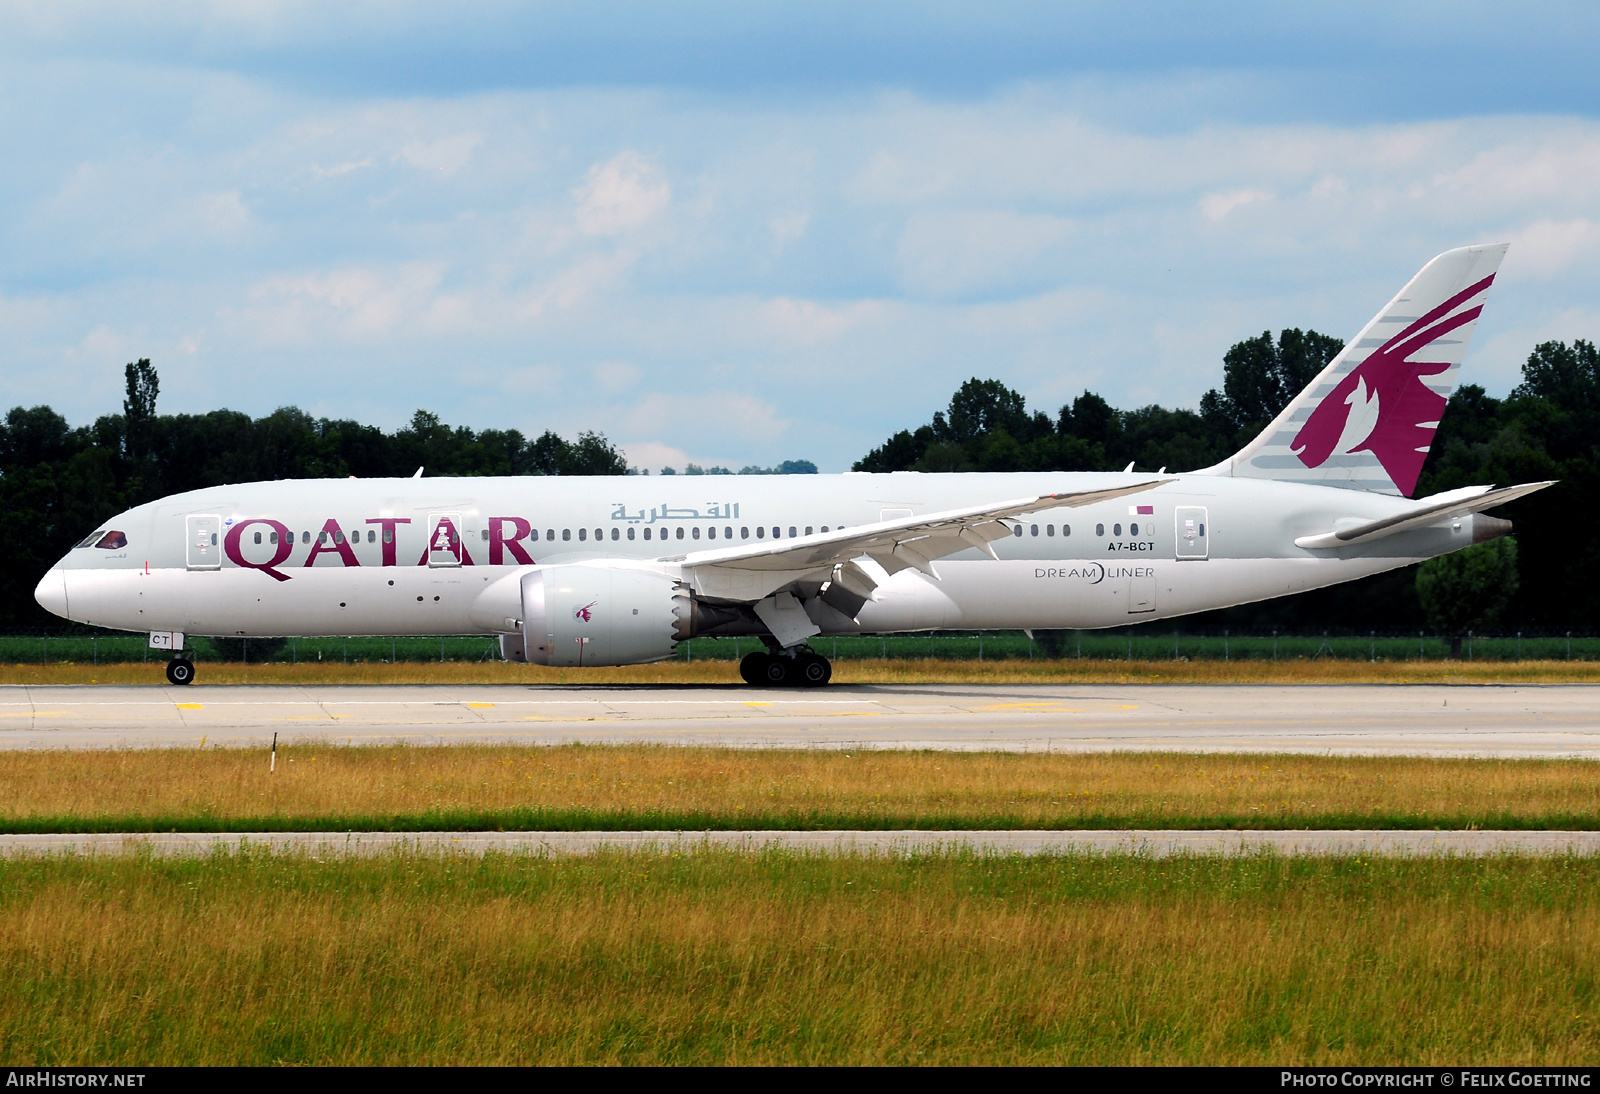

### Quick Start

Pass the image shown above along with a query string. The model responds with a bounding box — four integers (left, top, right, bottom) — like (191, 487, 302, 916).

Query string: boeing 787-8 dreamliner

(35, 244, 1551, 686)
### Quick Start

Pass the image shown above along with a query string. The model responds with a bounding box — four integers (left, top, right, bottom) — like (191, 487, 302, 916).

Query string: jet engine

(512, 562, 690, 667)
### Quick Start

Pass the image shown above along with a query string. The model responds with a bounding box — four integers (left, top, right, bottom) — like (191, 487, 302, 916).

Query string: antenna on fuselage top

(1122, 462, 1135, 473)
(412, 467, 424, 478)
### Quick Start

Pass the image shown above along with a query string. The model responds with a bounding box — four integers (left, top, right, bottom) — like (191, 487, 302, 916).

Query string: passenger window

(821, 526, 829, 533)
(319, 532, 328, 544)
(627, 527, 635, 541)
(788, 526, 797, 538)
(643, 527, 651, 540)
(612, 528, 619, 541)
(334, 531, 345, 545)
(384, 529, 393, 544)
(563, 529, 571, 541)
(772, 527, 781, 538)
(741, 527, 749, 539)
(691, 527, 700, 540)
(594, 528, 602, 541)
(480, 529, 489, 541)
(756, 527, 765, 539)
(707, 527, 716, 539)
(1063, 525, 1070, 536)
(1130, 522, 1139, 536)
(269, 532, 277, 544)
(254, 531, 263, 544)
(725, 527, 733, 538)
(211, 533, 218, 546)
(579, 528, 587, 541)
(545, 529, 554, 541)
(1046, 525, 1054, 537)
(1013, 526, 1022, 537)
(1114, 523, 1122, 536)
(676, 527, 685, 540)
(1095, 524, 1104, 537)
(302, 531, 311, 544)
(805, 527, 813, 535)
(1030, 524, 1038, 536)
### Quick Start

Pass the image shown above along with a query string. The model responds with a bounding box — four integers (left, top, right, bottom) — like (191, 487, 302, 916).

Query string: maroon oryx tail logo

(573, 601, 597, 623)
(1291, 273, 1494, 497)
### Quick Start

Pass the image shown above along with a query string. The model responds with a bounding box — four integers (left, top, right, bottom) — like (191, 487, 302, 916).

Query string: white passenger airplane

(36, 244, 1551, 686)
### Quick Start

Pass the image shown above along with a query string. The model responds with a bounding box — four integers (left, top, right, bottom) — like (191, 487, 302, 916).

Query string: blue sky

(3, 2, 1599, 472)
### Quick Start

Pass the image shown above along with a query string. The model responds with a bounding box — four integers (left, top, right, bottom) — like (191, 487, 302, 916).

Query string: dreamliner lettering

(1291, 274, 1495, 496)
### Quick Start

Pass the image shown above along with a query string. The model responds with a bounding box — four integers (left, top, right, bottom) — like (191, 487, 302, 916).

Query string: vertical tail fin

(1199, 243, 1508, 496)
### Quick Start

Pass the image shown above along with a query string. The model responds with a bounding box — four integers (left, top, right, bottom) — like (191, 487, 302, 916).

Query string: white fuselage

(37, 471, 1483, 642)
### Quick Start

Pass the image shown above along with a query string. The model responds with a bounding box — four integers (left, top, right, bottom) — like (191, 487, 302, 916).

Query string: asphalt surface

(1, 682, 1597, 757)
(2, 830, 1597, 857)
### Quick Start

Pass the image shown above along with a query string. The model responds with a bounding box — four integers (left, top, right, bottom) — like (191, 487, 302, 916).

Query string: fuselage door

(1128, 572, 1156, 613)
(1175, 506, 1208, 560)
(427, 512, 464, 567)
(186, 515, 221, 570)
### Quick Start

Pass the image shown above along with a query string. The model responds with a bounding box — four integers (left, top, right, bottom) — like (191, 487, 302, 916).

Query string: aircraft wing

(1294, 481, 1555, 549)
(670, 479, 1173, 603)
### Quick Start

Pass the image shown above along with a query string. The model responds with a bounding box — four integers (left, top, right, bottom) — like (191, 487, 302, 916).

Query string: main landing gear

(739, 649, 832, 688)
(166, 658, 196, 685)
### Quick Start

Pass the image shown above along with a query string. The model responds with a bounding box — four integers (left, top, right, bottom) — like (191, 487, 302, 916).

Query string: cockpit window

(75, 531, 106, 548)
(94, 530, 127, 549)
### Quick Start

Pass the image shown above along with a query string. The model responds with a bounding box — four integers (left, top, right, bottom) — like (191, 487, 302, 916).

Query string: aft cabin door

(1175, 506, 1208, 560)
(186, 515, 221, 570)
(427, 513, 464, 567)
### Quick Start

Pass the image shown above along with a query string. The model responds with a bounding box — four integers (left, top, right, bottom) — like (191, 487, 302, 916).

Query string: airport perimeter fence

(6, 626, 1600, 665)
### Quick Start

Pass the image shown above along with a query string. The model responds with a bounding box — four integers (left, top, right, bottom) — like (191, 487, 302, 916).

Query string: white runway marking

(2, 830, 1597, 858)
(0, 682, 1597, 757)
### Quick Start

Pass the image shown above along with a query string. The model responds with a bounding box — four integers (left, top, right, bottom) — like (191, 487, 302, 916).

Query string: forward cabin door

(1175, 506, 1208, 560)
(427, 513, 464, 567)
(186, 515, 221, 570)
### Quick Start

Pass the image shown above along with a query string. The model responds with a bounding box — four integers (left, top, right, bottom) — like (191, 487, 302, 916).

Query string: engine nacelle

(517, 562, 688, 666)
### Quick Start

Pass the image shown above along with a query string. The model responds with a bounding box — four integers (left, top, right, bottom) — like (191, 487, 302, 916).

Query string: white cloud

(396, 133, 483, 176)
(1503, 218, 1600, 280)
(7, 68, 1600, 468)
(1198, 187, 1273, 221)
(573, 152, 670, 236)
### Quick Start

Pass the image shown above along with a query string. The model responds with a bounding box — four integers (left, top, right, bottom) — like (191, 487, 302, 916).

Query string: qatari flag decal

(1128, 505, 1154, 515)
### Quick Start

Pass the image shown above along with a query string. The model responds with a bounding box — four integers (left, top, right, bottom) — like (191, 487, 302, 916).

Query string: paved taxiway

(2, 830, 1597, 857)
(0, 682, 1597, 757)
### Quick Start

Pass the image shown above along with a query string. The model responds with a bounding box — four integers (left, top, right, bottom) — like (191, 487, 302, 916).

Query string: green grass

(2, 850, 1597, 1064)
(4, 629, 1596, 665)
(4, 747, 1598, 834)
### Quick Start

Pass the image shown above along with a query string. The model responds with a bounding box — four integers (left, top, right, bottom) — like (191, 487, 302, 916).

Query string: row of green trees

(856, 337, 1598, 635)
(0, 362, 633, 629)
(4, 336, 1594, 634)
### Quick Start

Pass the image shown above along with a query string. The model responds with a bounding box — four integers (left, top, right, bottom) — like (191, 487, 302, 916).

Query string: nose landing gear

(165, 658, 196, 685)
(739, 648, 833, 687)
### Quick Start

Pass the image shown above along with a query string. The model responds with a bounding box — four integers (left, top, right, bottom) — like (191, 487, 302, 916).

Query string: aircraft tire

(739, 652, 770, 685)
(166, 658, 195, 686)
(760, 655, 792, 687)
(796, 654, 832, 687)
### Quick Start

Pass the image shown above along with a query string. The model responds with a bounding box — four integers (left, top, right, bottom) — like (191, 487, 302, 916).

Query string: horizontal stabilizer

(1294, 481, 1554, 549)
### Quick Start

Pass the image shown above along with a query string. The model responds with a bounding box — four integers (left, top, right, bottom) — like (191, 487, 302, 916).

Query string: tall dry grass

(0, 851, 1596, 1064)
(4, 746, 1597, 830)
(6, 658, 1600, 686)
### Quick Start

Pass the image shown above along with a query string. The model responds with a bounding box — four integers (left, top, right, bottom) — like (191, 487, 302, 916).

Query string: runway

(2, 829, 1597, 857)
(0, 682, 1597, 756)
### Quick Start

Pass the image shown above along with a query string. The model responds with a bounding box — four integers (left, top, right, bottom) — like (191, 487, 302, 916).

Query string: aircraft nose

(34, 569, 68, 619)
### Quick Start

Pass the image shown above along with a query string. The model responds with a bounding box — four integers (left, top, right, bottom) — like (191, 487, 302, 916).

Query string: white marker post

(270, 731, 277, 773)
